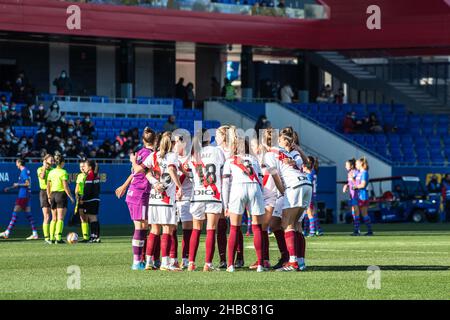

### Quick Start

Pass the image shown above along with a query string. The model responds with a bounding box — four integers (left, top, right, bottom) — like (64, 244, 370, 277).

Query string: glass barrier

(65, 0, 328, 20)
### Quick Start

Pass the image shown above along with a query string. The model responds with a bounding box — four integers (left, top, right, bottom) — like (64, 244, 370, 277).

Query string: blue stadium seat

(428, 136, 441, 146)
(122, 120, 130, 129)
(104, 119, 113, 127)
(422, 127, 434, 136)
(112, 119, 122, 128)
(94, 119, 105, 127)
(437, 126, 449, 136)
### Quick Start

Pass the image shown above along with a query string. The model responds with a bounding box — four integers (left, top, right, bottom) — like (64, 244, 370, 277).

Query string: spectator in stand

(280, 83, 294, 103)
(211, 77, 221, 97)
(45, 101, 62, 125)
(175, 78, 186, 102)
(343, 112, 355, 133)
(1, 95, 8, 108)
(278, 0, 286, 8)
(34, 126, 47, 150)
(254, 115, 271, 138)
(21, 103, 34, 126)
(316, 90, 329, 103)
(186, 82, 195, 109)
(163, 115, 178, 132)
(34, 103, 46, 124)
(116, 130, 128, 147)
(84, 137, 96, 155)
(441, 174, 450, 222)
(222, 78, 236, 100)
(368, 113, 383, 133)
(53, 70, 72, 96)
(8, 104, 20, 126)
(427, 175, 441, 194)
(82, 115, 95, 136)
(334, 88, 345, 104)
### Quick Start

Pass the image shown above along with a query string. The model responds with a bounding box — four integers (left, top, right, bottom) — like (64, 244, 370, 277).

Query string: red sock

(145, 232, 156, 257)
(252, 224, 263, 265)
(188, 229, 201, 263)
(296, 231, 305, 258)
(274, 229, 289, 261)
(227, 225, 240, 267)
(262, 230, 269, 261)
(153, 234, 161, 261)
(182, 229, 192, 259)
(205, 229, 216, 263)
(236, 228, 244, 261)
(284, 230, 296, 258)
(161, 233, 171, 258)
(170, 229, 178, 259)
(217, 218, 228, 262)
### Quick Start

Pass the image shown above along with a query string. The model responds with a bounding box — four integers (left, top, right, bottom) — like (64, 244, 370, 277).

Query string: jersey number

(195, 164, 217, 185)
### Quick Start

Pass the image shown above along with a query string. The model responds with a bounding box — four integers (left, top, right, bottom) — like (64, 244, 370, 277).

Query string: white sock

(289, 256, 297, 263)
(182, 258, 188, 265)
(162, 256, 169, 267)
(33, 231, 38, 236)
(145, 255, 153, 265)
(297, 257, 305, 265)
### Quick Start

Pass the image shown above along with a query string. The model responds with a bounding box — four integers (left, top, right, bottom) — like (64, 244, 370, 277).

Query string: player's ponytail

(87, 159, 98, 175)
(228, 125, 239, 155)
(158, 131, 172, 159)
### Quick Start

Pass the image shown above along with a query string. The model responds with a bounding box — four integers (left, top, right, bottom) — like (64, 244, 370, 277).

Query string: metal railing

(0, 157, 130, 164)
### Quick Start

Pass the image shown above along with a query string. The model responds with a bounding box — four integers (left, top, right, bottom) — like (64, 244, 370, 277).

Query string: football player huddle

(116, 125, 315, 273)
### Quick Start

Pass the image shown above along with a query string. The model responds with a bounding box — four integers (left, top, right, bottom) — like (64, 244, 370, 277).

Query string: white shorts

(148, 205, 177, 225)
(264, 192, 277, 208)
(283, 185, 312, 210)
(228, 183, 265, 216)
(190, 201, 223, 220)
(177, 200, 192, 223)
(272, 195, 284, 219)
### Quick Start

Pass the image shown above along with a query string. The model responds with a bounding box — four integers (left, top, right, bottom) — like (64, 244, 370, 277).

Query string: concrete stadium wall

(265, 102, 392, 215)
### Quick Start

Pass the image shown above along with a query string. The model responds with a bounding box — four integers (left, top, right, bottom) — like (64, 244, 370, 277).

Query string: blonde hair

(217, 125, 230, 146)
(228, 125, 239, 155)
(158, 131, 172, 159)
(358, 157, 369, 170)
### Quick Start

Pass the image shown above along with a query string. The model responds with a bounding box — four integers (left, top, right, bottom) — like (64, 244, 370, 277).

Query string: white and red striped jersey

(188, 145, 225, 203)
(263, 147, 308, 189)
(177, 154, 193, 201)
(143, 151, 178, 206)
(223, 154, 263, 185)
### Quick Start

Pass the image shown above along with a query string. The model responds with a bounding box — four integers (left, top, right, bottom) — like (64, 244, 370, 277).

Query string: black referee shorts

(39, 190, 50, 208)
(83, 200, 100, 215)
(50, 192, 68, 209)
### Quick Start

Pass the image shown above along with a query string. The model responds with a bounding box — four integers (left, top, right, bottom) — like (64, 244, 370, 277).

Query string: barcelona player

(0, 159, 38, 240)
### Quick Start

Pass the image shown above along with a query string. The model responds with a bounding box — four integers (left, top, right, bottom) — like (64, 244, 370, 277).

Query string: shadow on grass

(307, 265, 450, 272)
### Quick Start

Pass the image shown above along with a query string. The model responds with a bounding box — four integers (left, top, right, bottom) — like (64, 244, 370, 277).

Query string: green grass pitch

(0, 224, 449, 300)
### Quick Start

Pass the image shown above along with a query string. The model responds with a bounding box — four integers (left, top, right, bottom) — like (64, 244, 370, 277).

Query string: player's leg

(25, 205, 38, 240)
(188, 218, 203, 271)
(226, 212, 243, 273)
(42, 207, 51, 243)
(277, 206, 302, 271)
(252, 213, 266, 272)
(131, 219, 147, 270)
(203, 212, 220, 271)
(360, 202, 373, 235)
(270, 197, 289, 268)
(181, 220, 192, 268)
(351, 203, 361, 236)
(145, 207, 160, 269)
(216, 211, 228, 268)
(261, 206, 274, 268)
(88, 214, 100, 242)
(40, 191, 51, 243)
(235, 211, 245, 268)
(295, 213, 307, 271)
(79, 210, 90, 242)
(160, 224, 174, 271)
(55, 207, 66, 243)
(0, 205, 23, 239)
(49, 207, 57, 242)
(307, 206, 316, 237)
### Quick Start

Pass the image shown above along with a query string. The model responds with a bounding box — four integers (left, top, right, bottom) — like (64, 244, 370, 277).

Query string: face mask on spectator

(61, 73, 66, 79)
(5, 135, 11, 142)
(39, 105, 44, 111)
(6, 129, 11, 134)
(68, 140, 73, 145)
(119, 152, 125, 158)
(12, 138, 18, 144)
(56, 128, 62, 134)
(68, 127, 74, 133)
(85, 118, 90, 123)
(88, 141, 93, 146)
